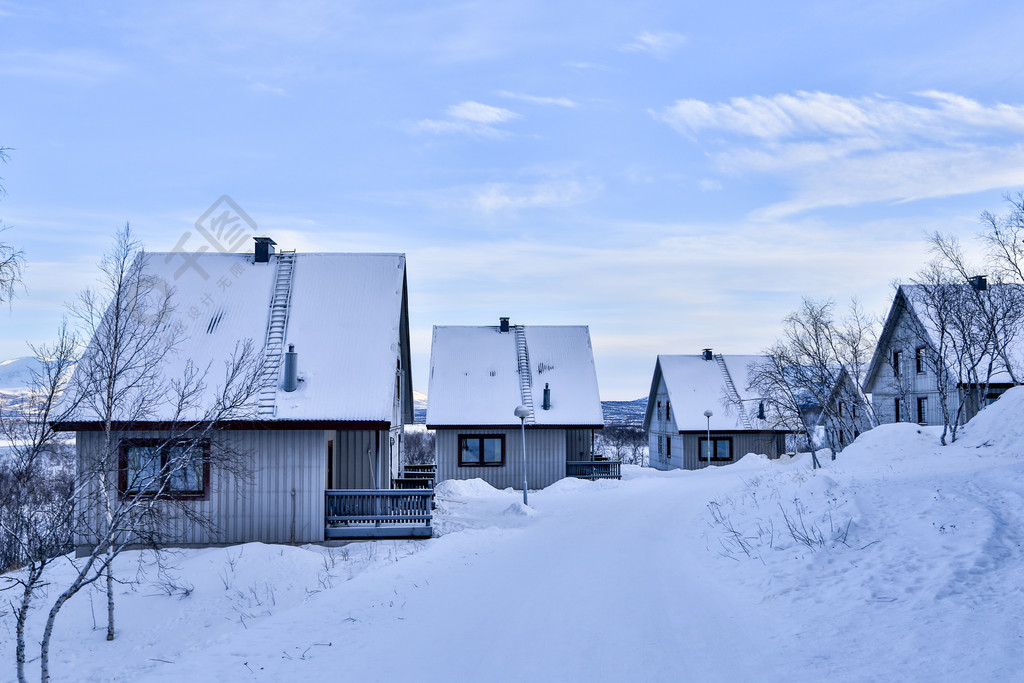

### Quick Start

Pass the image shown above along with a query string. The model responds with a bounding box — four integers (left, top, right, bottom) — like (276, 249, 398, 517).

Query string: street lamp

(703, 409, 713, 466)
(514, 405, 531, 505)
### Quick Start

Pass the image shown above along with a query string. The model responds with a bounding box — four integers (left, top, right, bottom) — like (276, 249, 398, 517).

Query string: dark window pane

(461, 438, 481, 464)
(482, 438, 502, 463)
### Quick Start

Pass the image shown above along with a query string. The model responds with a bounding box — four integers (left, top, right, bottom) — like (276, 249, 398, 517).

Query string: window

(657, 435, 665, 459)
(894, 397, 902, 422)
(852, 403, 858, 419)
(656, 401, 663, 421)
(666, 436, 672, 459)
(838, 401, 844, 418)
(458, 435, 505, 466)
(916, 396, 928, 424)
(915, 347, 926, 374)
(892, 350, 902, 377)
(119, 438, 209, 498)
(698, 436, 733, 462)
(665, 401, 671, 423)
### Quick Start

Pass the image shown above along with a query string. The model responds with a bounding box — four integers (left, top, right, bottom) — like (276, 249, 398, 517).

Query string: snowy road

(13, 391, 1024, 682)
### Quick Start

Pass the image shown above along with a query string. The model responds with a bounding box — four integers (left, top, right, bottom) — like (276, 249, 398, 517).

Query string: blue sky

(3, 1, 1024, 399)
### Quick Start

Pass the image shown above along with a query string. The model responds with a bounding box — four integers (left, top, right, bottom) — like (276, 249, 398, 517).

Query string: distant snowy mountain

(0, 356, 47, 393)
(413, 390, 428, 424)
(601, 397, 648, 426)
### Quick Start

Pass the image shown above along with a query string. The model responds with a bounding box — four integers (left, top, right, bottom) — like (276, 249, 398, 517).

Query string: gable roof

(864, 284, 1023, 391)
(644, 354, 783, 432)
(59, 250, 412, 426)
(426, 324, 603, 428)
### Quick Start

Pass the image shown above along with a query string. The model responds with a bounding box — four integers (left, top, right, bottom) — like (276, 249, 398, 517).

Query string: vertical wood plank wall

(435, 427, 567, 490)
(75, 428, 392, 553)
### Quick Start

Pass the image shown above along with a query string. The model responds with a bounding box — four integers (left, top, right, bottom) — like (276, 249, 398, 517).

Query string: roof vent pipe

(969, 275, 988, 291)
(283, 344, 298, 392)
(542, 383, 551, 410)
(254, 236, 277, 263)
(702, 348, 713, 361)
(499, 317, 510, 333)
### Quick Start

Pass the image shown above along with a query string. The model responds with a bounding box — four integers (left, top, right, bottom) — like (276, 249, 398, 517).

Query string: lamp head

(514, 405, 531, 419)
(703, 409, 713, 418)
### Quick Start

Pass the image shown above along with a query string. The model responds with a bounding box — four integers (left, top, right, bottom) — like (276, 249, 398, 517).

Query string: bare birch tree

(0, 146, 25, 303)
(0, 323, 79, 683)
(29, 225, 262, 682)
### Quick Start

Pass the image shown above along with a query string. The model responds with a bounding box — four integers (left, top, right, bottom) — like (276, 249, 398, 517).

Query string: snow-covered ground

(5, 388, 1024, 681)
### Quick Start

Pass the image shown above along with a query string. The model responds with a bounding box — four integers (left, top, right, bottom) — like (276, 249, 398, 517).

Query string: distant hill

(602, 398, 648, 426)
(0, 357, 47, 393)
(411, 393, 648, 427)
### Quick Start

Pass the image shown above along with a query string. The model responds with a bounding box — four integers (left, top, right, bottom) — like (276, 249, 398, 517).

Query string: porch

(324, 489, 433, 539)
(566, 459, 622, 481)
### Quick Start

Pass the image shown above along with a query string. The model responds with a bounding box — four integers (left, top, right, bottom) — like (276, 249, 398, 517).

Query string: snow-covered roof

(60, 250, 411, 425)
(644, 354, 783, 432)
(426, 324, 603, 427)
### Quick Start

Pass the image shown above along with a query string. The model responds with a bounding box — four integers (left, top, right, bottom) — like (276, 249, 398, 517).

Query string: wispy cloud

(469, 179, 599, 213)
(0, 49, 126, 84)
(620, 31, 686, 59)
(496, 90, 577, 108)
(653, 91, 1024, 217)
(248, 80, 286, 96)
(413, 101, 521, 137)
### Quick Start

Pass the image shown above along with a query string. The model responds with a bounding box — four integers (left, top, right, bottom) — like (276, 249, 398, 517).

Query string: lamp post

(514, 405, 531, 505)
(703, 409, 713, 466)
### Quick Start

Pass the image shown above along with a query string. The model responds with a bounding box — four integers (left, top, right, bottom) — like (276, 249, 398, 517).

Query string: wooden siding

(651, 429, 786, 471)
(867, 306, 965, 426)
(565, 429, 594, 462)
(75, 427, 394, 553)
(435, 427, 567, 490)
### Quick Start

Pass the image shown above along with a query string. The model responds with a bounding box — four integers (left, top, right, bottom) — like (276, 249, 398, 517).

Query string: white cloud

(495, 90, 577, 108)
(0, 49, 126, 84)
(413, 101, 520, 137)
(446, 101, 520, 124)
(620, 31, 686, 59)
(653, 91, 1024, 217)
(470, 179, 600, 213)
(698, 179, 722, 191)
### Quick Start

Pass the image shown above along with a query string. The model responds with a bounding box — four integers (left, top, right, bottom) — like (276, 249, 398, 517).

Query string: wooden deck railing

(566, 460, 622, 480)
(402, 464, 437, 479)
(325, 489, 432, 539)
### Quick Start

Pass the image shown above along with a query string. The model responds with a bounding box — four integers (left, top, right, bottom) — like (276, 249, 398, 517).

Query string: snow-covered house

(426, 320, 608, 489)
(56, 240, 426, 554)
(644, 351, 790, 470)
(863, 284, 1020, 426)
(798, 367, 876, 451)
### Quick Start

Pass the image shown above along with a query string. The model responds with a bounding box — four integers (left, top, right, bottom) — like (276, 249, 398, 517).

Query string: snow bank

(433, 477, 504, 500)
(8, 387, 1024, 681)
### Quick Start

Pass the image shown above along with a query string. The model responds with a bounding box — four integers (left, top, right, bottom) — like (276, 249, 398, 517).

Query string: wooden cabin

(426, 321, 612, 490)
(863, 284, 1019, 426)
(57, 241, 429, 556)
(644, 351, 790, 470)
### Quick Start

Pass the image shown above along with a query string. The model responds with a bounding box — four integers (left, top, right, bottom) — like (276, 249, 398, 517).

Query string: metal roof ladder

(514, 325, 535, 423)
(257, 250, 297, 417)
(715, 354, 752, 429)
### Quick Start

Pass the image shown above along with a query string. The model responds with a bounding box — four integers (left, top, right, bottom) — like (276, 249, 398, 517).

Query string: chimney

(499, 317, 510, 333)
(542, 383, 551, 410)
(254, 236, 277, 264)
(969, 275, 988, 291)
(702, 348, 713, 361)
(283, 344, 298, 392)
